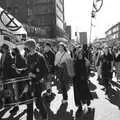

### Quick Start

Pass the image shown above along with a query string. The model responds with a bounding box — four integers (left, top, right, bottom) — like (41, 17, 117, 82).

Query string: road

(1, 72, 120, 120)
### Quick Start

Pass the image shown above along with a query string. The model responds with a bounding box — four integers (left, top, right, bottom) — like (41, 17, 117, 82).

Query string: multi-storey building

(65, 25, 71, 40)
(0, 0, 67, 39)
(105, 22, 120, 41)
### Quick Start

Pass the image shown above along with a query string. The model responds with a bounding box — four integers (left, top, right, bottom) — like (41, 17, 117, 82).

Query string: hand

(40, 78, 44, 83)
(16, 69, 21, 74)
(28, 72, 36, 78)
(57, 63, 62, 68)
(23, 84, 29, 93)
(12, 64, 16, 69)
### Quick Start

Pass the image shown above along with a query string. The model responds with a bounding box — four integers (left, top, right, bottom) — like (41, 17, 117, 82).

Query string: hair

(45, 42, 51, 48)
(24, 39, 36, 50)
(59, 42, 67, 52)
(1, 44, 9, 51)
(12, 48, 20, 55)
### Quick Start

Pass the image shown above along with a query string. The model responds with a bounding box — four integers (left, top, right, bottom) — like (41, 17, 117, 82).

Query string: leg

(61, 81, 68, 101)
(35, 83, 48, 119)
(27, 102, 33, 120)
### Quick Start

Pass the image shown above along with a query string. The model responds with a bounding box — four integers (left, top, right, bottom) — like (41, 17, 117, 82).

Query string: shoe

(83, 104, 88, 114)
(10, 106, 19, 115)
(42, 114, 48, 120)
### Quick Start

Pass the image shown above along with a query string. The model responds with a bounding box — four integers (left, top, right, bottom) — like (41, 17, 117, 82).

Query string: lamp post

(89, 0, 103, 44)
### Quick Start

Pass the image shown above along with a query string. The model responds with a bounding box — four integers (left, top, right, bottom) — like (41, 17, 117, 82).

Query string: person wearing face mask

(99, 45, 113, 94)
(73, 48, 92, 114)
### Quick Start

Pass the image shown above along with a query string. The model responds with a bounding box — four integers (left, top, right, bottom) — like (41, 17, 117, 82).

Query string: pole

(89, 17, 93, 44)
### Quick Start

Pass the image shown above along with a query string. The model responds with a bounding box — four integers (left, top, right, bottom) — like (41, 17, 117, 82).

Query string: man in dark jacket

(44, 43, 55, 96)
(24, 39, 49, 120)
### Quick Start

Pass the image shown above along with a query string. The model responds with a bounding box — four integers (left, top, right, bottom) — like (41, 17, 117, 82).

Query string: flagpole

(89, 0, 103, 44)
(89, 0, 94, 44)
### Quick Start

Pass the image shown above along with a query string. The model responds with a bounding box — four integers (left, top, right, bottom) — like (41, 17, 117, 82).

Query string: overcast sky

(64, 0, 120, 41)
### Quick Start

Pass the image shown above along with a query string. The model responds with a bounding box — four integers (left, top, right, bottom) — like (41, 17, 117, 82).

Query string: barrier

(0, 76, 36, 108)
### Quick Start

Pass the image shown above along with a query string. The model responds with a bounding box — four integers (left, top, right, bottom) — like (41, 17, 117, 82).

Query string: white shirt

(54, 51, 71, 66)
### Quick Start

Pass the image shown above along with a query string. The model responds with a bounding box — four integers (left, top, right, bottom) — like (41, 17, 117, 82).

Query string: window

(56, 0, 63, 12)
(56, 17, 64, 30)
(56, 7, 64, 21)
(35, 0, 50, 4)
(28, 8, 32, 16)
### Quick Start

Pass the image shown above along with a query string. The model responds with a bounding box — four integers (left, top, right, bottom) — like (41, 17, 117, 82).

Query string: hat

(59, 42, 67, 51)
(24, 39, 36, 50)
(59, 42, 66, 47)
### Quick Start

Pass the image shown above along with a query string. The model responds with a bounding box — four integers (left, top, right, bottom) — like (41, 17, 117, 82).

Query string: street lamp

(89, 0, 103, 44)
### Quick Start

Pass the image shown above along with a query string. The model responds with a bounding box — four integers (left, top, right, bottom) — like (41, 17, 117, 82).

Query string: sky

(64, 0, 120, 42)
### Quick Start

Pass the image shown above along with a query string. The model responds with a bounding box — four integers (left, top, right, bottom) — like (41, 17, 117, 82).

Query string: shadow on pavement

(42, 93, 74, 120)
(1, 108, 26, 120)
(89, 80, 98, 99)
(0, 107, 11, 119)
(106, 87, 120, 109)
(75, 107, 95, 120)
(52, 102, 74, 120)
(89, 80, 97, 91)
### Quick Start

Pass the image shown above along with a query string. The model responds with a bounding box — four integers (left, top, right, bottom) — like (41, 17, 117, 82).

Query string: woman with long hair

(73, 48, 92, 113)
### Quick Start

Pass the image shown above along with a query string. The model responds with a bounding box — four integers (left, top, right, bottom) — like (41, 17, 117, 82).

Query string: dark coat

(73, 58, 92, 106)
(15, 55, 26, 69)
(44, 50, 55, 73)
(0, 52, 15, 80)
(26, 52, 49, 83)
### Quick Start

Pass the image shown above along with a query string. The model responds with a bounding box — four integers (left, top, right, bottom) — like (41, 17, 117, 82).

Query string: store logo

(0, 10, 21, 31)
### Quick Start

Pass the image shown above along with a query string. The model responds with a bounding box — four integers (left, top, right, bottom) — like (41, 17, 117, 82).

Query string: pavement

(1, 72, 120, 120)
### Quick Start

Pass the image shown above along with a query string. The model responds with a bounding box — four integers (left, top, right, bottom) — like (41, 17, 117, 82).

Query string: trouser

(73, 78, 91, 108)
(60, 79, 68, 100)
(102, 72, 112, 89)
(27, 82, 47, 120)
(34, 83, 47, 119)
(58, 65, 68, 100)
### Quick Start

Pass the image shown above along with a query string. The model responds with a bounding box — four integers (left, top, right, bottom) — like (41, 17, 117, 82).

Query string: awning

(0, 7, 27, 35)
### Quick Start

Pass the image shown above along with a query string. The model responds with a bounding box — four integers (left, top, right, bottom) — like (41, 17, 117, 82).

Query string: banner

(0, 7, 27, 35)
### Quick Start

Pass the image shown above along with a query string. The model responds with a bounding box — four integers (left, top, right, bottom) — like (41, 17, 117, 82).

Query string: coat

(73, 58, 92, 106)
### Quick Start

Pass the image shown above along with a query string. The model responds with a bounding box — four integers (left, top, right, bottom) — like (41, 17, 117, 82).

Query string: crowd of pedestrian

(0, 38, 119, 120)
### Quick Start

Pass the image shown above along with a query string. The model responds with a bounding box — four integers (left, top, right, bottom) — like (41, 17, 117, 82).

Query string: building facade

(105, 23, 120, 46)
(79, 32, 88, 45)
(105, 23, 120, 41)
(0, 0, 67, 39)
(65, 25, 71, 40)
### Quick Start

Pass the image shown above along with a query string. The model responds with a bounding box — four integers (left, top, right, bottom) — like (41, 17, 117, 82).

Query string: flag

(0, 7, 27, 35)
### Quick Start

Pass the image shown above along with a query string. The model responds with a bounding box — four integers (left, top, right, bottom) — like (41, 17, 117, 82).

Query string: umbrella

(0, 7, 27, 35)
